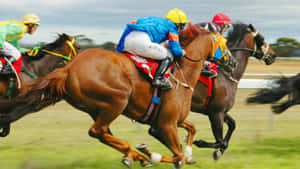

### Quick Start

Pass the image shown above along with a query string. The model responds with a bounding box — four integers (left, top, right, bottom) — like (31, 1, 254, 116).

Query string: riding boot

(152, 57, 172, 90)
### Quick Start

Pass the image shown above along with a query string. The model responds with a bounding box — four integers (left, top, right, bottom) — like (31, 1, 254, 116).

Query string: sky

(1, 0, 300, 45)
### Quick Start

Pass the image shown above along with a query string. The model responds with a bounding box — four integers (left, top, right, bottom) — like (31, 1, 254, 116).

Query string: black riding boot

(152, 58, 172, 90)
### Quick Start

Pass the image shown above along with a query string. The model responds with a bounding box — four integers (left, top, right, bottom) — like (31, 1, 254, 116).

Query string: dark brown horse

(247, 73, 300, 114)
(180, 23, 277, 161)
(0, 33, 79, 137)
(0, 25, 231, 168)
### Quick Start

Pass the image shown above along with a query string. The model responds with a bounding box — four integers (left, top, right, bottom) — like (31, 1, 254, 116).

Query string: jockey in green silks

(0, 13, 40, 74)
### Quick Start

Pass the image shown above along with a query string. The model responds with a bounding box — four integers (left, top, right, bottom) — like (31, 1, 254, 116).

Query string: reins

(183, 55, 204, 62)
(28, 38, 77, 61)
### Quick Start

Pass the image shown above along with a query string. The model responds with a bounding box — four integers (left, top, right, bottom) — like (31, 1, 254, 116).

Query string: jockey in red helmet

(212, 13, 232, 35)
(198, 13, 233, 78)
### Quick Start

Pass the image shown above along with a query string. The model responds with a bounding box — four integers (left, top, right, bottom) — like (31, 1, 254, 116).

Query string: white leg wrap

(151, 152, 162, 162)
(184, 145, 193, 161)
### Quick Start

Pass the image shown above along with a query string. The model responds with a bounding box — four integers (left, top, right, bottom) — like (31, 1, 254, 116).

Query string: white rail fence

(239, 73, 296, 88)
(239, 73, 297, 131)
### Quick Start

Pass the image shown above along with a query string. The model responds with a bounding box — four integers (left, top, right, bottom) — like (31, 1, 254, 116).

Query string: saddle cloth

(198, 63, 217, 110)
(124, 53, 173, 81)
(0, 56, 22, 74)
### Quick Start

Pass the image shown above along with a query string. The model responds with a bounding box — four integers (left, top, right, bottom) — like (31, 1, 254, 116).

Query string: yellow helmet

(166, 8, 189, 24)
(22, 13, 40, 24)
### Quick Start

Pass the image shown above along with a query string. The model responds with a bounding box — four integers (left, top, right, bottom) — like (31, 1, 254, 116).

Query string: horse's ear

(208, 22, 217, 34)
(249, 24, 255, 31)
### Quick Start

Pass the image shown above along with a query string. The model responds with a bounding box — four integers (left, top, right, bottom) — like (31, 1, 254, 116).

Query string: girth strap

(141, 87, 161, 123)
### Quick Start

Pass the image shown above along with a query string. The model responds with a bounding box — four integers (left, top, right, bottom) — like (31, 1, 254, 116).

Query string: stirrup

(201, 70, 217, 79)
(152, 79, 172, 90)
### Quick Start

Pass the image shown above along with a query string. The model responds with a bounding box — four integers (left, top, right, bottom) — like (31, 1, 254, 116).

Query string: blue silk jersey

(116, 17, 183, 58)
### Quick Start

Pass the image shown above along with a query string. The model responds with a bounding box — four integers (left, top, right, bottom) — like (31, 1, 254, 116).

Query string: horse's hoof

(135, 143, 149, 154)
(141, 160, 154, 167)
(173, 159, 184, 169)
(186, 157, 197, 165)
(122, 158, 133, 168)
(213, 150, 222, 161)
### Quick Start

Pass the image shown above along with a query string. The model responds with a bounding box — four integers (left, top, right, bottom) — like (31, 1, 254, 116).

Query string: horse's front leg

(136, 123, 186, 169)
(223, 114, 236, 148)
(193, 111, 226, 161)
(178, 120, 196, 164)
(0, 123, 10, 137)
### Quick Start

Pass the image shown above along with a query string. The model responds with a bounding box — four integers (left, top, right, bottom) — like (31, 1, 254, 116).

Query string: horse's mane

(43, 33, 70, 50)
(180, 23, 210, 47)
(226, 22, 250, 48)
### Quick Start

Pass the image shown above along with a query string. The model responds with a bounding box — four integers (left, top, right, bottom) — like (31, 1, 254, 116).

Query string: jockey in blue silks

(117, 8, 189, 90)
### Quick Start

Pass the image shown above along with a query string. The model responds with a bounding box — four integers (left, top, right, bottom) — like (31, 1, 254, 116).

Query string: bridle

(25, 37, 78, 79)
(29, 38, 78, 61)
(229, 28, 270, 61)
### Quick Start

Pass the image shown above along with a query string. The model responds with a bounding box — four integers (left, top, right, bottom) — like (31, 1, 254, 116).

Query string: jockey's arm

(9, 40, 26, 54)
(168, 29, 184, 59)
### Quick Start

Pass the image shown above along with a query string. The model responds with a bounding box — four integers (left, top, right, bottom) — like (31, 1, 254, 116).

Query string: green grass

(1, 89, 300, 169)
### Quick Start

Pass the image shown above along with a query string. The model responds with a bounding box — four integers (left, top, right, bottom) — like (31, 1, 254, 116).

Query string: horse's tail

(0, 67, 68, 125)
(247, 73, 300, 113)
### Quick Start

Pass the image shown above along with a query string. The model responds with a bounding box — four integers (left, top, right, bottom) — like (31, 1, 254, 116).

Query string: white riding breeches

(123, 31, 173, 60)
(0, 41, 21, 60)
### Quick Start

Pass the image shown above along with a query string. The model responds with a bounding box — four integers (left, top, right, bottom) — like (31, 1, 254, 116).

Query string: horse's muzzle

(264, 54, 276, 65)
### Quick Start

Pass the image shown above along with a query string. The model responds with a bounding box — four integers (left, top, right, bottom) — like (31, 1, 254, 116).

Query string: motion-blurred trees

(270, 37, 300, 57)
(74, 35, 116, 51)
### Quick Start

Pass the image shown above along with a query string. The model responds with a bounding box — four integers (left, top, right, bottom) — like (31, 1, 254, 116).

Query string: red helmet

(212, 13, 232, 25)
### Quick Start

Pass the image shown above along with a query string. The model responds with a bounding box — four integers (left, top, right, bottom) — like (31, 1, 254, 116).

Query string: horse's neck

(23, 54, 61, 76)
(179, 36, 211, 87)
(232, 40, 252, 81)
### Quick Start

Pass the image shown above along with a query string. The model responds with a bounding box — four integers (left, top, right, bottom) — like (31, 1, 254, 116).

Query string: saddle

(124, 53, 174, 81)
(0, 56, 23, 98)
(0, 56, 22, 75)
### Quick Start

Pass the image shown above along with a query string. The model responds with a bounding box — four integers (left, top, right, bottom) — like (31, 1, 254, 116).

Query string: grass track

(1, 89, 300, 169)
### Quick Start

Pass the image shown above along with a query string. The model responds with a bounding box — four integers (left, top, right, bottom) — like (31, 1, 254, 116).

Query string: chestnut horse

(247, 73, 300, 114)
(0, 25, 231, 168)
(0, 33, 79, 137)
(180, 24, 277, 160)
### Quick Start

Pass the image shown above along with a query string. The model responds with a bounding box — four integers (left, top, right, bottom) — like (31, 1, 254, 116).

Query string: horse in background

(247, 73, 300, 114)
(0, 24, 231, 168)
(180, 23, 276, 161)
(0, 33, 79, 137)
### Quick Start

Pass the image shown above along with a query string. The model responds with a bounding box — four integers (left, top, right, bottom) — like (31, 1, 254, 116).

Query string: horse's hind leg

(88, 114, 151, 168)
(178, 120, 196, 164)
(272, 99, 296, 114)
